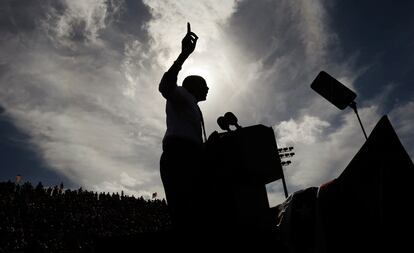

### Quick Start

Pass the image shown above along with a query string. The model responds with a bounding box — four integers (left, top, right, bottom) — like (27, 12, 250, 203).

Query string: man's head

(182, 75, 209, 102)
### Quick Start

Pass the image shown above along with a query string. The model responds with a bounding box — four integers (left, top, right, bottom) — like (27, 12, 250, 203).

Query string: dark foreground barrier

(276, 115, 413, 252)
(315, 115, 414, 252)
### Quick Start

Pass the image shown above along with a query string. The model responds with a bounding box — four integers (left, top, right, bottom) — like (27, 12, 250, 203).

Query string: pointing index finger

(187, 22, 191, 33)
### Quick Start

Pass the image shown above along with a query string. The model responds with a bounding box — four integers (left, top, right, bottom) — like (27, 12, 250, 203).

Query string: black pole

(349, 101, 368, 140)
(280, 168, 289, 199)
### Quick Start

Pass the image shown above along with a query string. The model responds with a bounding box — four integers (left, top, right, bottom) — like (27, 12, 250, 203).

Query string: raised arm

(159, 22, 199, 99)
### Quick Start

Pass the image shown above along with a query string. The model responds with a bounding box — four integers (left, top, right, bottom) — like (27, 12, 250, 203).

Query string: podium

(205, 124, 285, 230)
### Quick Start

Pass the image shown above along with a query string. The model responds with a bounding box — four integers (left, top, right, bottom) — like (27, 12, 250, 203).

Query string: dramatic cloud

(0, 0, 240, 199)
(0, 0, 162, 197)
(389, 101, 414, 158)
(0, 0, 412, 206)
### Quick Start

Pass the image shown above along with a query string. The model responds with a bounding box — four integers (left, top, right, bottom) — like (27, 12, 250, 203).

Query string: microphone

(224, 112, 242, 129)
(217, 116, 230, 132)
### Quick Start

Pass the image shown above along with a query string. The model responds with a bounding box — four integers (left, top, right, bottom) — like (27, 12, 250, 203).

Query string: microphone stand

(349, 101, 368, 140)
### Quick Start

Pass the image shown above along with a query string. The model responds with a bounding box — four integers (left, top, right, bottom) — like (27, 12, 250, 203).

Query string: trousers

(160, 137, 204, 232)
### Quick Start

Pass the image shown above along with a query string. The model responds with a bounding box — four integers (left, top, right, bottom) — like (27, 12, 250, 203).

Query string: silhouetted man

(158, 23, 209, 232)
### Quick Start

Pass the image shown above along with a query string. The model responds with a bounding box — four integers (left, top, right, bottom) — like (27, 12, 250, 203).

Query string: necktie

(197, 105, 207, 143)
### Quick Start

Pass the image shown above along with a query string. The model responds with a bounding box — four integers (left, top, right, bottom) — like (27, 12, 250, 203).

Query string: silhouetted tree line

(0, 181, 171, 252)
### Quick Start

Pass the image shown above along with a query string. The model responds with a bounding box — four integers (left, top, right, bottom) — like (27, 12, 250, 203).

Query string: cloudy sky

(1, 0, 413, 205)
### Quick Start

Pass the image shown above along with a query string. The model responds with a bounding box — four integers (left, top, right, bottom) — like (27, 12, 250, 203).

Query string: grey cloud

(389, 100, 414, 159)
(274, 106, 380, 197)
(0, 0, 63, 34)
(228, 0, 304, 62)
(1, 0, 412, 204)
(0, 0, 165, 195)
(224, 0, 413, 205)
(222, 0, 341, 126)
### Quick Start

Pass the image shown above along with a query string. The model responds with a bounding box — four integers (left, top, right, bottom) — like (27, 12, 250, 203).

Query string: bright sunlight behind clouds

(1, 0, 413, 206)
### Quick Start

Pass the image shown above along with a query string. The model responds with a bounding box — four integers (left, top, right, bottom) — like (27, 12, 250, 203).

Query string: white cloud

(0, 0, 163, 195)
(47, 0, 112, 47)
(270, 106, 380, 203)
(1, 0, 412, 207)
(143, 0, 238, 65)
(120, 171, 139, 187)
(275, 115, 330, 146)
(92, 180, 152, 199)
(0, 0, 240, 200)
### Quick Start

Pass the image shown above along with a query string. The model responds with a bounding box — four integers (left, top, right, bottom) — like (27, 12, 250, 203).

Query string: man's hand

(181, 22, 198, 57)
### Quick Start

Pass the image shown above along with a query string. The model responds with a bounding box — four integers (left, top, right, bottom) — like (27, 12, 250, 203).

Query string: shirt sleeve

(158, 60, 182, 99)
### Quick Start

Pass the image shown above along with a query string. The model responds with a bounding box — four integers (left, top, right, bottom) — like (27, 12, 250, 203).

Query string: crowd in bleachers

(0, 181, 171, 252)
